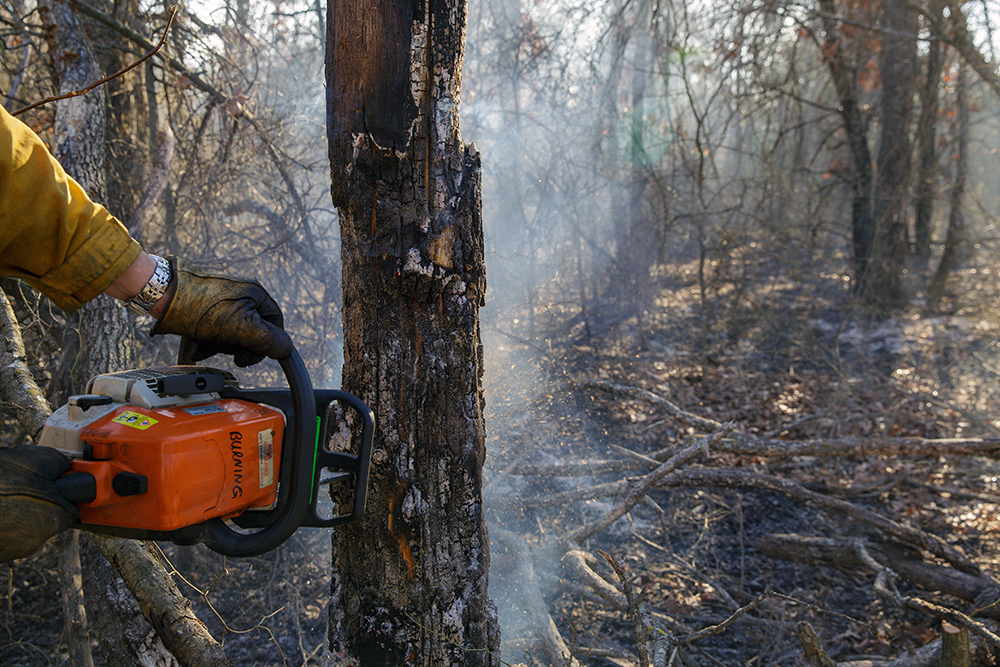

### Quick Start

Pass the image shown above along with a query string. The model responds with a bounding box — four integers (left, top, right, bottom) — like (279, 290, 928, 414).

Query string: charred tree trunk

(326, 1, 499, 665)
(865, 0, 918, 312)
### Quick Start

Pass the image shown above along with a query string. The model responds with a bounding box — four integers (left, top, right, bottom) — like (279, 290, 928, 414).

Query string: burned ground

(5, 252, 1000, 666)
(483, 254, 1000, 666)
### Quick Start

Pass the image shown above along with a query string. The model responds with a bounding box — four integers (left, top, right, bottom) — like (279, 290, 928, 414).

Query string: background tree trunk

(926, 64, 968, 313)
(326, 0, 499, 664)
(865, 0, 918, 311)
(913, 25, 944, 262)
(39, 2, 164, 664)
(817, 0, 876, 296)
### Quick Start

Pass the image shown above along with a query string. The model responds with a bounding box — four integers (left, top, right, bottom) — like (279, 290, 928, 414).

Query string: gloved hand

(0, 446, 79, 562)
(150, 257, 293, 367)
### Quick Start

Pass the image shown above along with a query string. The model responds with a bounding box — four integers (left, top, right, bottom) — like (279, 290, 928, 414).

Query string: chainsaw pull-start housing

(40, 349, 374, 557)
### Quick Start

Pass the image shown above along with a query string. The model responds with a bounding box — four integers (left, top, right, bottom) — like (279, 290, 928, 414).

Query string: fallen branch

(798, 621, 836, 667)
(758, 533, 1000, 658)
(598, 550, 654, 667)
(586, 380, 723, 432)
(903, 598, 1000, 651)
(563, 550, 678, 666)
(704, 436, 1000, 460)
(677, 589, 773, 645)
(653, 468, 980, 575)
(565, 427, 727, 544)
(755, 534, 1000, 608)
(588, 379, 1000, 460)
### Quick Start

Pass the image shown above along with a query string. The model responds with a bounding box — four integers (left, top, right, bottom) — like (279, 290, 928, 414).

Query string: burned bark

(326, 0, 498, 664)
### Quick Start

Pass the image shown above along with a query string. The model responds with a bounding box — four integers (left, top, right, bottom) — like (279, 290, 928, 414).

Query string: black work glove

(150, 257, 293, 367)
(0, 446, 78, 563)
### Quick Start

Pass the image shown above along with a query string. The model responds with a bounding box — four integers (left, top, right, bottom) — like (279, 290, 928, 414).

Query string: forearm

(0, 104, 141, 311)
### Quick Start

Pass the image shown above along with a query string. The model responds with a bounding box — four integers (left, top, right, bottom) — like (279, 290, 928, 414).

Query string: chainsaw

(38, 346, 374, 558)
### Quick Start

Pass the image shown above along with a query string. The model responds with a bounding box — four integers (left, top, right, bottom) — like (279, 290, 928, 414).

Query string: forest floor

(5, 252, 1000, 666)
(482, 253, 1000, 667)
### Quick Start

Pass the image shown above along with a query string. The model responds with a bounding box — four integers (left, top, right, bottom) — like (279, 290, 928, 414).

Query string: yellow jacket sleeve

(0, 104, 140, 313)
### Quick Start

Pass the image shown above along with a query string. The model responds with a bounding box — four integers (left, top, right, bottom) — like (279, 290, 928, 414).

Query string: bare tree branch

(565, 426, 726, 544)
(12, 6, 177, 117)
(0, 287, 53, 440)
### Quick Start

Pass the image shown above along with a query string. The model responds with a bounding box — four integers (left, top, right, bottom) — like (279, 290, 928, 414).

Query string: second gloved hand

(150, 257, 293, 367)
(0, 446, 79, 563)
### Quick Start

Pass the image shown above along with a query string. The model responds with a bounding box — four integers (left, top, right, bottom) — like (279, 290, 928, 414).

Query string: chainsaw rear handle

(304, 389, 374, 528)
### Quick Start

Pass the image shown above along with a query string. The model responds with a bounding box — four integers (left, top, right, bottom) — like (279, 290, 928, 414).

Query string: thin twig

(677, 590, 773, 644)
(12, 6, 177, 116)
(599, 550, 651, 667)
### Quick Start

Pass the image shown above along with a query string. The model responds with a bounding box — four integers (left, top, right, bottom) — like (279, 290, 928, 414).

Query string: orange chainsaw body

(44, 357, 375, 557)
(70, 399, 284, 532)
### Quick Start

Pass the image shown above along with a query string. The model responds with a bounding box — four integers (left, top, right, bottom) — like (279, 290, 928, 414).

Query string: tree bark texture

(913, 23, 944, 261)
(926, 64, 968, 313)
(941, 622, 971, 667)
(817, 0, 876, 294)
(326, 0, 499, 664)
(58, 530, 95, 667)
(0, 287, 53, 441)
(865, 0, 918, 311)
(39, 3, 168, 665)
(37, 4, 109, 665)
(90, 537, 233, 667)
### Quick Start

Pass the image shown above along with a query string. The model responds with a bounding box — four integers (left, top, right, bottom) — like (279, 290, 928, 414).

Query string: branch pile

(488, 378, 1000, 666)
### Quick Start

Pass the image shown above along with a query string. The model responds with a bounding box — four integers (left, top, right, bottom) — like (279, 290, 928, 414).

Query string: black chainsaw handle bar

(201, 347, 317, 558)
(227, 388, 375, 531)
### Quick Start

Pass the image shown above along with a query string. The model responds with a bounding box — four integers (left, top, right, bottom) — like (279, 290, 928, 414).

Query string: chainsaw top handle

(202, 345, 316, 558)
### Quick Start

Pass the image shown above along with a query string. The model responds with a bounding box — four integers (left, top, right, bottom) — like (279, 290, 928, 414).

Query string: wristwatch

(125, 254, 173, 316)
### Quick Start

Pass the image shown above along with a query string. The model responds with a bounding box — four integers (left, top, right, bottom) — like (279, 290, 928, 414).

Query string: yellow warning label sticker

(112, 411, 158, 430)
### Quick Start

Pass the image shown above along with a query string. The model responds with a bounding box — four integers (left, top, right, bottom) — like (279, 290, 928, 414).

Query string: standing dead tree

(326, 0, 499, 664)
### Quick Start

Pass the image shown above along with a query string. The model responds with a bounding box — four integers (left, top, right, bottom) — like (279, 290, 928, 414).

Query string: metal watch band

(125, 254, 172, 316)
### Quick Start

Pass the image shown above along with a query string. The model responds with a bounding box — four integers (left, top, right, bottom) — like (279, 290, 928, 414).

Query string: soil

(4, 254, 1000, 666)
